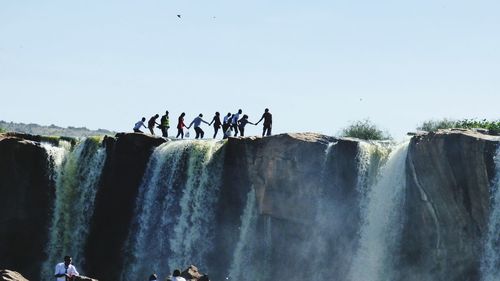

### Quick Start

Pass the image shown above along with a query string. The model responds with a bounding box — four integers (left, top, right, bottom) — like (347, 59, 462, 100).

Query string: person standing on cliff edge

(54, 255, 79, 281)
(176, 112, 187, 139)
(148, 114, 160, 135)
(188, 113, 210, 139)
(256, 108, 272, 137)
(160, 110, 170, 137)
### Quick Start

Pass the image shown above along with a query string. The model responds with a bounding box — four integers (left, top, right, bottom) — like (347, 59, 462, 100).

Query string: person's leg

(262, 127, 266, 137)
(233, 124, 238, 136)
(266, 126, 272, 136)
(213, 127, 219, 138)
(194, 127, 201, 139)
(200, 128, 204, 139)
(239, 127, 244, 137)
(149, 127, 154, 135)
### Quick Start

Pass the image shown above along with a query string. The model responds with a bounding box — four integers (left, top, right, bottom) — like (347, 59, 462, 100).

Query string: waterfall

(348, 142, 409, 281)
(227, 188, 259, 281)
(122, 140, 225, 281)
(481, 147, 500, 281)
(41, 138, 107, 281)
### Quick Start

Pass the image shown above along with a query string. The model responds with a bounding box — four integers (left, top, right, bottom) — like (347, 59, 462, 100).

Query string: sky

(1, 0, 499, 140)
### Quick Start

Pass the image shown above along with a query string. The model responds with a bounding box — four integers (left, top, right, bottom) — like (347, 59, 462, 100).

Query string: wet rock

(0, 270, 28, 281)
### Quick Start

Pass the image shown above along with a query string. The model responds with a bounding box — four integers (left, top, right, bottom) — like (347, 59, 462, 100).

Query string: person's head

(199, 113, 203, 117)
(226, 112, 231, 117)
(180, 112, 185, 117)
(265, 108, 269, 113)
(154, 114, 159, 118)
(142, 117, 146, 122)
(215, 112, 220, 116)
(148, 273, 158, 281)
(166, 110, 169, 115)
(243, 114, 248, 119)
(173, 269, 181, 277)
(238, 109, 242, 114)
(64, 256, 72, 266)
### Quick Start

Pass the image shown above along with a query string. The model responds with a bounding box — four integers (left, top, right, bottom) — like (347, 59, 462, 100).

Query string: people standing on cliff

(209, 112, 222, 138)
(160, 111, 170, 137)
(238, 114, 256, 137)
(133, 117, 147, 133)
(256, 108, 272, 137)
(188, 113, 210, 139)
(54, 255, 79, 281)
(176, 112, 187, 139)
(148, 114, 160, 135)
(171, 269, 186, 281)
(222, 112, 232, 139)
(231, 109, 243, 137)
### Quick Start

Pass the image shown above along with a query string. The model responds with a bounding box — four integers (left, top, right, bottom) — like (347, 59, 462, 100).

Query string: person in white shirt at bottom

(171, 269, 186, 281)
(54, 255, 79, 281)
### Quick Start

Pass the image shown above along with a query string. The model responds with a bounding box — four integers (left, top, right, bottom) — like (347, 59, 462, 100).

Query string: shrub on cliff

(417, 118, 500, 135)
(0, 127, 5, 133)
(340, 119, 392, 140)
(417, 119, 457, 132)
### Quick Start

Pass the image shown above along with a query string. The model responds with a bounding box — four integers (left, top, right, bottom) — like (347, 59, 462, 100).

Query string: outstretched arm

(256, 115, 264, 125)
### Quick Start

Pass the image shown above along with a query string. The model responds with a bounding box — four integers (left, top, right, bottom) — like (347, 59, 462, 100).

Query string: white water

(348, 142, 409, 281)
(481, 147, 500, 281)
(41, 138, 106, 281)
(227, 188, 259, 281)
(123, 140, 225, 281)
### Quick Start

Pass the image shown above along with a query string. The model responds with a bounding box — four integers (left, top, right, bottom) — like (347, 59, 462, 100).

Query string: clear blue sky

(1, 0, 499, 139)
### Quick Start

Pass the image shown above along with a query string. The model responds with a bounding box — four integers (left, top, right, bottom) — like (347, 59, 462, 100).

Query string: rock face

(0, 131, 499, 281)
(0, 270, 29, 281)
(84, 133, 166, 280)
(401, 131, 499, 281)
(0, 135, 53, 280)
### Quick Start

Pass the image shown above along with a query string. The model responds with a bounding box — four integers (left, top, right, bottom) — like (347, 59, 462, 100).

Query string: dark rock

(0, 269, 28, 281)
(0, 136, 53, 280)
(85, 133, 166, 281)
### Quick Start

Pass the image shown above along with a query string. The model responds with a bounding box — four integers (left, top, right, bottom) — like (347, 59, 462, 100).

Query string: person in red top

(176, 112, 187, 139)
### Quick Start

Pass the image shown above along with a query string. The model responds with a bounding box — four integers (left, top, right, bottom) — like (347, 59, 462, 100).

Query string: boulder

(0, 270, 28, 281)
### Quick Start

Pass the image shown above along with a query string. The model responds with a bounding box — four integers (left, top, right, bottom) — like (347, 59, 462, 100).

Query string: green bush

(417, 118, 500, 135)
(340, 119, 392, 140)
(0, 127, 5, 133)
(417, 119, 457, 132)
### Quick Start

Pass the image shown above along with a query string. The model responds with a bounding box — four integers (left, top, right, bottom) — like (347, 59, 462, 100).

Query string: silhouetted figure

(222, 112, 232, 139)
(133, 117, 147, 133)
(188, 114, 210, 139)
(160, 111, 170, 137)
(256, 108, 272, 136)
(176, 112, 187, 139)
(209, 112, 222, 138)
(171, 269, 186, 281)
(148, 114, 160, 135)
(149, 273, 158, 281)
(238, 114, 256, 137)
(54, 255, 79, 281)
(231, 109, 243, 137)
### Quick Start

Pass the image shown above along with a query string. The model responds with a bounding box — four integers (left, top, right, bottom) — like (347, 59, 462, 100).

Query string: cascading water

(227, 188, 259, 281)
(122, 140, 225, 281)
(41, 137, 107, 281)
(348, 142, 409, 281)
(481, 147, 500, 281)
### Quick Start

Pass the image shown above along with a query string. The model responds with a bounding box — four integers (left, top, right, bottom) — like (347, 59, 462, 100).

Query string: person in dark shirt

(237, 114, 256, 137)
(256, 108, 272, 137)
(209, 112, 223, 139)
(148, 114, 160, 135)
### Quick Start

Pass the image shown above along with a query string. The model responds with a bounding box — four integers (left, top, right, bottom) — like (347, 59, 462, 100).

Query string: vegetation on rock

(340, 119, 392, 140)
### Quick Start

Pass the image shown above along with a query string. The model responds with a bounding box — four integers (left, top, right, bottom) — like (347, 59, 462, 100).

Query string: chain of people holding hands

(133, 108, 273, 139)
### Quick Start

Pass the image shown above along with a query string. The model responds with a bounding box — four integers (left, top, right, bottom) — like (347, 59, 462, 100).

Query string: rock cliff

(0, 131, 498, 281)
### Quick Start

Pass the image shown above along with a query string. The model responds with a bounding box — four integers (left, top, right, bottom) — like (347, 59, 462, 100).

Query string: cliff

(0, 131, 498, 281)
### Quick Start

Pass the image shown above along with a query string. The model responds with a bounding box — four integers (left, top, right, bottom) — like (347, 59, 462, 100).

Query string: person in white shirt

(54, 255, 79, 281)
(133, 117, 147, 133)
(171, 269, 186, 281)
